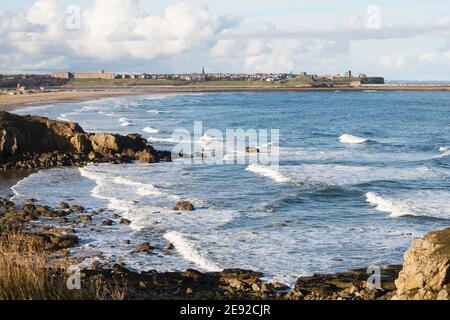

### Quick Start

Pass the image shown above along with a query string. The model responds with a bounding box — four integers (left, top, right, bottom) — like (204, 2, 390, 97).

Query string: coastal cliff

(393, 228, 450, 300)
(0, 111, 171, 170)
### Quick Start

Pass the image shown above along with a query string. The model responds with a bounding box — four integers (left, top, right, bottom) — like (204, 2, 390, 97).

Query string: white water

(366, 191, 450, 219)
(143, 127, 160, 134)
(246, 164, 290, 183)
(164, 231, 222, 272)
(339, 134, 369, 144)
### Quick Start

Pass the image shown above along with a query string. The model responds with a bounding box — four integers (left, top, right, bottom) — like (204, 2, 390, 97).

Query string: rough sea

(11, 91, 450, 285)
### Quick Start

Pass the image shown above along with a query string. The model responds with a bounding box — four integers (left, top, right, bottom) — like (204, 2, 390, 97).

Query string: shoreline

(0, 89, 163, 112)
(2, 85, 450, 111)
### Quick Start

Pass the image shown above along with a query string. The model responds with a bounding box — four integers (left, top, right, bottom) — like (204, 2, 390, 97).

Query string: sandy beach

(0, 89, 154, 111)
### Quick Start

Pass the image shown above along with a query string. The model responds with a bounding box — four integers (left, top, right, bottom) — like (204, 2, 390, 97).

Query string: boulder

(174, 201, 195, 211)
(136, 242, 154, 253)
(120, 218, 131, 225)
(393, 228, 450, 300)
(101, 219, 114, 226)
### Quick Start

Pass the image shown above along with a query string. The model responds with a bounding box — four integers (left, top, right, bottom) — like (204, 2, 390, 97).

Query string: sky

(1, 0, 450, 80)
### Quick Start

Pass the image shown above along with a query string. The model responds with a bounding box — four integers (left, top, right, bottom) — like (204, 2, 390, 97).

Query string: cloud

(0, 0, 238, 70)
(0, 0, 450, 78)
(380, 54, 410, 68)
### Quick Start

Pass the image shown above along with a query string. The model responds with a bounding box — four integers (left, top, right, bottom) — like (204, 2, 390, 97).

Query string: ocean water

(11, 91, 450, 285)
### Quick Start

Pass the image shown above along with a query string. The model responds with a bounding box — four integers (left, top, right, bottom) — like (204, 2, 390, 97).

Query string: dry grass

(0, 232, 126, 300)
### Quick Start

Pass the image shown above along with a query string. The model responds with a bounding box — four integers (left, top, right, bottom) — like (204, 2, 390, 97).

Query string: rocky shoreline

(0, 111, 449, 300)
(0, 111, 171, 170)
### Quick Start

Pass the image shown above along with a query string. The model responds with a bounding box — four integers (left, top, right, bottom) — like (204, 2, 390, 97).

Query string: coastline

(0, 89, 161, 112)
(2, 84, 450, 111)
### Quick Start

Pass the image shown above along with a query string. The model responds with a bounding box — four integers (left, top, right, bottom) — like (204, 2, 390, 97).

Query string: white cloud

(0, 0, 238, 70)
(380, 54, 410, 68)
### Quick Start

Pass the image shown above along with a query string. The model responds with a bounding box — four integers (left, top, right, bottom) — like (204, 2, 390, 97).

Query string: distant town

(0, 69, 385, 90)
(50, 69, 385, 86)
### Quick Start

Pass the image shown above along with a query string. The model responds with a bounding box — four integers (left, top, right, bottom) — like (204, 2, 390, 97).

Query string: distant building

(74, 70, 115, 80)
(51, 72, 74, 79)
(345, 70, 352, 78)
(351, 77, 385, 86)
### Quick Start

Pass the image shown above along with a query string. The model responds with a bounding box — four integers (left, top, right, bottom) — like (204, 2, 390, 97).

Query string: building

(51, 72, 74, 79)
(351, 77, 385, 86)
(345, 70, 352, 78)
(74, 70, 115, 80)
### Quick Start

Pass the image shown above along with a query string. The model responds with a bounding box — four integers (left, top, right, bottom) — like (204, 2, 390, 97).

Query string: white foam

(143, 127, 160, 134)
(339, 134, 369, 144)
(366, 191, 450, 219)
(147, 136, 190, 144)
(277, 164, 445, 187)
(117, 117, 132, 127)
(164, 231, 222, 272)
(147, 109, 166, 114)
(246, 164, 290, 183)
(437, 146, 450, 158)
(366, 192, 416, 217)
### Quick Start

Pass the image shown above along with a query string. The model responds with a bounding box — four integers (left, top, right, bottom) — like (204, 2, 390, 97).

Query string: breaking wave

(246, 164, 290, 183)
(339, 134, 370, 144)
(164, 231, 222, 272)
(143, 127, 160, 134)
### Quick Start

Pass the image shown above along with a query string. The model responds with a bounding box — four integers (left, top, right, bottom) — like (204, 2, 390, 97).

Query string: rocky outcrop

(393, 228, 450, 300)
(0, 111, 170, 169)
(174, 201, 195, 211)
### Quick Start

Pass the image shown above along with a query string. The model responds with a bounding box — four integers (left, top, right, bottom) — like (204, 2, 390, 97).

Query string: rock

(136, 242, 154, 253)
(49, 234, 79, 249)
(120, 218, 131, 225)
(122, 240, 131, 245)
(174, 201, 195, 211)
(79, 215, 92, 222)
(245, 147, 260, 154)
(101, 219, 114, 226)
(393, 228, 450, 300)
(165, 243, 175, 254)
(69, 205, 85, 213)
(0, 111, 169, 169)
(58, 202, 70, 209)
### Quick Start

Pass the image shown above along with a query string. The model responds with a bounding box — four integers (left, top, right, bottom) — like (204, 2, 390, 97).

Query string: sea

(10, 91, 450, 285)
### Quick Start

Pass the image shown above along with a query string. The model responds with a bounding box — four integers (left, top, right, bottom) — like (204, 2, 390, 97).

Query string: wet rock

(120, 218, 131, 225)
(101, 219, 114, 226)
(58, 202, 70, 209)
(174, 201, 195, 211)
(79, 215, 92, 222)
(164, 243, 175, 254)
(136, 242, 154, 253)
(70, 205, 85, 213)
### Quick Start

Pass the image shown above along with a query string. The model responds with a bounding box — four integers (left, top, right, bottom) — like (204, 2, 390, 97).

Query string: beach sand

(0, 89, 153, 112)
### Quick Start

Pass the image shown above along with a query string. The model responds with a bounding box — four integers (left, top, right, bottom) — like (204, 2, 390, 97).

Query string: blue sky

(1, 0, 450, 80)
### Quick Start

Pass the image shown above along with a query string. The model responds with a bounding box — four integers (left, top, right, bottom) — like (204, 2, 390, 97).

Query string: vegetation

(0, 231, 125, 300)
